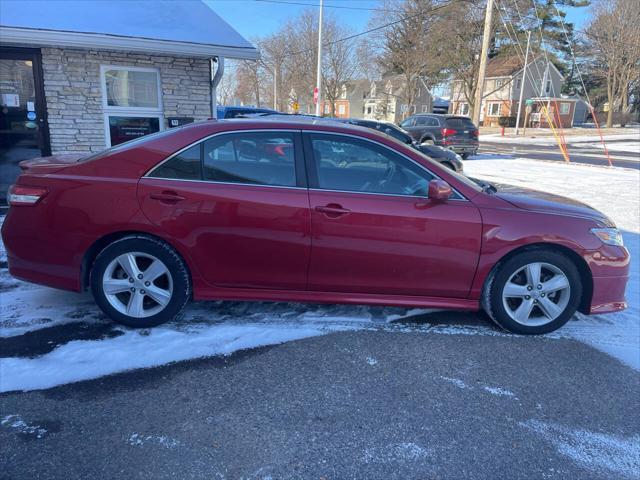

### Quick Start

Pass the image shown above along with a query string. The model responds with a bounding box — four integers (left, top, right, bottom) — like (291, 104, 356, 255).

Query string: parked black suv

(399, 114, 479, 158)
(340, 118, 463, 172)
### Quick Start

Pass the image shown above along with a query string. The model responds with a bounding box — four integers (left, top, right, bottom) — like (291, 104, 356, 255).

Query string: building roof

(0, 0, 258, 59)
(485, 55, 525, 78)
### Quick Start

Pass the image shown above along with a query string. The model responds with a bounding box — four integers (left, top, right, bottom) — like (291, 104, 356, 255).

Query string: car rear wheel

(460, 153, 470, 159)
(483, 250, 582, 334)
(90, 236, 191, 328)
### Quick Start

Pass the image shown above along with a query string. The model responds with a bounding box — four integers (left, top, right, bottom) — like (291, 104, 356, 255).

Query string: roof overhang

(0, 26, 259, 60)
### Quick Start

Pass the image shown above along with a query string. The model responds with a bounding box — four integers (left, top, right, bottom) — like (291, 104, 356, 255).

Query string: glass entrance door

(0, 48, 50, 205)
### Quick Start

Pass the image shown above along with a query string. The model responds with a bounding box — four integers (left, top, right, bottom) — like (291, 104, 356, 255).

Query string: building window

(487, 102, 501, 116)
(338, 104, 346, 115)
(341, 85, 347, 99)
(545, 80, 551, 95)
(515, 78, 521, 90)
(458, 103, 469, 115)
(495, 79, 504, 88)
(422, 105, 429, 113)
(324, 103, 330, 114)
(559, 102, 570, 115)
(101, 65, 162, 147)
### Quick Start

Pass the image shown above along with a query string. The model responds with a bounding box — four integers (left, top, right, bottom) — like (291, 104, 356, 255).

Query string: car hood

(494, 183, 614, 227)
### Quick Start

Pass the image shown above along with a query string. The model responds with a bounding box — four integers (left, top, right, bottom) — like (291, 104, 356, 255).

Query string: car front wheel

(484, 250, 582, 334)
(90, 236, 191, 328)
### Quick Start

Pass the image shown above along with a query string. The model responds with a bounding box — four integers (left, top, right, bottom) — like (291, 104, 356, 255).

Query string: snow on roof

(0, 0, 258, 59)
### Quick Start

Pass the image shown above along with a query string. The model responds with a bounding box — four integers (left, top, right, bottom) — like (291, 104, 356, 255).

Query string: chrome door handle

(315, 204, 350, 216)
(150, 191, 186, 203)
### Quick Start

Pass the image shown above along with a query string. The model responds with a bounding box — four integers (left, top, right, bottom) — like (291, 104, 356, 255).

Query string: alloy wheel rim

(102, 252, 173, 318)
(502, 262, 571, 327)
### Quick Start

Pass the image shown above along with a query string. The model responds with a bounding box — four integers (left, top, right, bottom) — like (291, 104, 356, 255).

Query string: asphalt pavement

(480, 138, 639, 169)
(2, 325, 639, 480)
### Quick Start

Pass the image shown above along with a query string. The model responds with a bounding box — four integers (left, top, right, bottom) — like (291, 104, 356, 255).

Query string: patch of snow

(481, 131, 640, 145)
(128, 433, 181, 449)
(1, 414, 48, 439)
(0, 324, 326, 392)
(365, 356, 378, 366)
(465, 159, 640, 370)
(362, 442, 431, 464)
(521, 419, 640, 479)
(581, 142, 640, 156)
(440, 376, 468, 389)
(483, 386, 516, 397)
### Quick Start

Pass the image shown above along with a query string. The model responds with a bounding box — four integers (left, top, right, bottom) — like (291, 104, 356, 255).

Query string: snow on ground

(0, 157, 638, 392)
(465, 158, 640, 370)
(482, 131, 640, 146)
(581, 142, 640, 156)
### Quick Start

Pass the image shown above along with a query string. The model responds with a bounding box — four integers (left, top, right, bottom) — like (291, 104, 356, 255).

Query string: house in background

(0, 0, 257, 204)
(450, 55, 571, 127)
(362, 76, 433, 123)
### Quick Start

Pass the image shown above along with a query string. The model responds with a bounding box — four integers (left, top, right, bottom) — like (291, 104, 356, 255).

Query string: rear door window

(203, 132, 297, 187)
(446, 117, 476, 129)
(147, 144, 201, 180)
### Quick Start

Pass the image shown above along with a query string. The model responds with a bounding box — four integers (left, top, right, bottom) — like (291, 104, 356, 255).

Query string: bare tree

(373, 0, 448, 119)
(586, 0, 640, 127)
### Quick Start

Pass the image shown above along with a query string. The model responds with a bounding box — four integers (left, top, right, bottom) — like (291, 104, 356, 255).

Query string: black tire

(483, 249, 582, 335)
(421, 137, 435, 145)
(90, 235, 191, 328)
(460, 153, 470, 159)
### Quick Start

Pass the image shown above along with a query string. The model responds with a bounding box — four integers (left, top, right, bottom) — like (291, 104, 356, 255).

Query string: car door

(304, 132, 482, 298)
(138, 130, 311, 290)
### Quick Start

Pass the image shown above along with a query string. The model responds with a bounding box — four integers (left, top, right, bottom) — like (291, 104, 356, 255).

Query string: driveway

(2, 327, 639, 480)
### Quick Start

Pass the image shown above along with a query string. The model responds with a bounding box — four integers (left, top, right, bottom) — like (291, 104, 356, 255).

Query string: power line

(283, 0, 463, 57)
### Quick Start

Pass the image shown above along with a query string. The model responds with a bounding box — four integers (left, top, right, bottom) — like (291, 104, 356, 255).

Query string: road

(1, 318, 639, 480)
(480, 138, 639, 169)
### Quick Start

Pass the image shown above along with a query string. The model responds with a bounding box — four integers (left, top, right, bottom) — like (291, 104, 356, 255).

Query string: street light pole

(515, 31, 531, 136)
(472, 0, 494, 126)
(314, 0, 324, 117)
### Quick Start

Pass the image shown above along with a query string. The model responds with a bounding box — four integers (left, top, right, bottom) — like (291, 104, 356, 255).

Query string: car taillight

(7, 185, 48, 206)
(472, 129, 479, 137)
(442, 128, 457, 137)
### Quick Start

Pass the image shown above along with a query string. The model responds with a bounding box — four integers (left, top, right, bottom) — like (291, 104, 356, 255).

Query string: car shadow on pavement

(0, 321, 124, 357)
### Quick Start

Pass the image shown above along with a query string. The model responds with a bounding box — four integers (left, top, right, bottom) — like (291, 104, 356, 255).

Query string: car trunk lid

(19, 154, 86, 174)
(443, 117, 479, 145)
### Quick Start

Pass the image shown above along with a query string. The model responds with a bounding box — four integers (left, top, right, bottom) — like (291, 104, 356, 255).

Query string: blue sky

(207, 0, 590, 40)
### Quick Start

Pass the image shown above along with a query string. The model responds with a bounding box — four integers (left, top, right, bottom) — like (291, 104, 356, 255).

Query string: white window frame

(100, 65, 164, 147)
(559, 102, 570, 115)
(458, 103, 469, 115)
(338, 104, 346, 115)
(487, 102, 501, 117)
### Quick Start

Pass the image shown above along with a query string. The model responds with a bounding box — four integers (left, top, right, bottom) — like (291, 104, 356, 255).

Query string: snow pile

(465, 158, 640, 370)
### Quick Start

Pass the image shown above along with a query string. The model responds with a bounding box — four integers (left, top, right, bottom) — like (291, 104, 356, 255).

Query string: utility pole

(273, 68, 278, 110)
(515, 31, 531, 135)
(314, 0, 324, 117)
(472, 0, 494, 126)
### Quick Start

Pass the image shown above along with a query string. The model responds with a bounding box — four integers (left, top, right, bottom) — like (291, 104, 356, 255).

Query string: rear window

(446, 117, 476, 129)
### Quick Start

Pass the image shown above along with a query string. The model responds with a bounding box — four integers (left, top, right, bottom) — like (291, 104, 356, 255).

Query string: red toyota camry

(1, 119, 629, 334)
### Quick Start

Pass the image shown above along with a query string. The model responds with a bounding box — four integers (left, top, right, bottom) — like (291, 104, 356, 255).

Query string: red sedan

(1, 119, 629, 334)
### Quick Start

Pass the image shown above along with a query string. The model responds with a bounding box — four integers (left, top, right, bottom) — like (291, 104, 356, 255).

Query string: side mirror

(428, 179, 452, 202)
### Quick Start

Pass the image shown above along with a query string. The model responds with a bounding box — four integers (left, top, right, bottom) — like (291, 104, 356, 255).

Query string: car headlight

(591, 228, 624, 246)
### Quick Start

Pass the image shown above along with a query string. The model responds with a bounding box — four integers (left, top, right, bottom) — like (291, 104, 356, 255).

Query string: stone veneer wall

(41, 48, 211, 154)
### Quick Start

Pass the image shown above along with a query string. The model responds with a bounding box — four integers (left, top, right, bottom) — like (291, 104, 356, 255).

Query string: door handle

(315, 204, 350, 217)
(149, 191, 186, 203)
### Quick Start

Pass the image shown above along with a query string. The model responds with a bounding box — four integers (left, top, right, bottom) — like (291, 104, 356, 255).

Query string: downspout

(210, 56, 225, 119)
